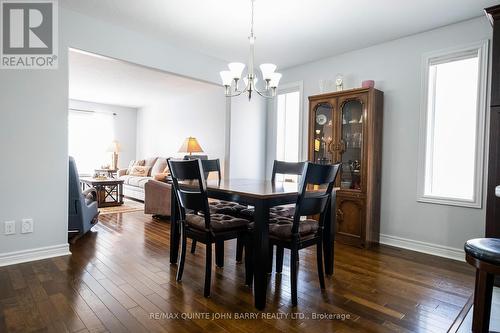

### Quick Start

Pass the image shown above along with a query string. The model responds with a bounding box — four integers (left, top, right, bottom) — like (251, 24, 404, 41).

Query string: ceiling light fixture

(219, 0, 282, 101)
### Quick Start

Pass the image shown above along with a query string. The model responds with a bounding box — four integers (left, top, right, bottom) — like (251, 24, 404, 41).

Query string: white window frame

(273, 81, 304, 160)
(417, 40, 489, 208)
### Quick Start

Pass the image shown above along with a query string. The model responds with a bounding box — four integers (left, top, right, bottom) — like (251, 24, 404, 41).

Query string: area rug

(99, 199, 144, 215)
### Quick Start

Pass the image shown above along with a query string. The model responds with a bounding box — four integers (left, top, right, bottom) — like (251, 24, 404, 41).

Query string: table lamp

(178, 137, 203, 156)
(106, 140, 121, 170)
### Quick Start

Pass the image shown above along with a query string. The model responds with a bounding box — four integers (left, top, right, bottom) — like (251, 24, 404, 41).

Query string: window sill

(417, 195, 482, 209)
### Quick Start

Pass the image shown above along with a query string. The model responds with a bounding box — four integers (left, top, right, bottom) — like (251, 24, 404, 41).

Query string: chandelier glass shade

(219, 0, 282, 100)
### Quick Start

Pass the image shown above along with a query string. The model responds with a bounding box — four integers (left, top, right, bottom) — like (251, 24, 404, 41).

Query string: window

(417, 41, 488, 208)
(275, 86, 302, 182)
(68, 110, 115, 175)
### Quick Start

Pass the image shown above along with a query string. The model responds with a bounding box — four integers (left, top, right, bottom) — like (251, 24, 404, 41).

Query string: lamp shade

(259, 63, 277, 80)
(178, 137, 204, 154)
(106, 140, 121, 153)
(243, 76, 258, 88)
(219, 71, 233, 86)
(228, 62, 246, 80)
(269, 72, 282, 88)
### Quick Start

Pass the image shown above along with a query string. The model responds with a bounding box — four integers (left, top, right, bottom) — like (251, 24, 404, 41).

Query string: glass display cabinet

(308, 88, 383, 248)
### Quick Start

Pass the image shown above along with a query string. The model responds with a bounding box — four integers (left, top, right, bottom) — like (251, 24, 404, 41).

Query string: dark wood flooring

(0, 211, 476, 332)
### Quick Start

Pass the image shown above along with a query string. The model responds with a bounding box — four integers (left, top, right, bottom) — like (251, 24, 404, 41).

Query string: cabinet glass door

(312, 102, 334, 164)
(339, 99, 364, 190)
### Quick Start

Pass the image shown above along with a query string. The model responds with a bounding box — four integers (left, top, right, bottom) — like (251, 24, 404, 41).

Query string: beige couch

(118, 157, 172, 216)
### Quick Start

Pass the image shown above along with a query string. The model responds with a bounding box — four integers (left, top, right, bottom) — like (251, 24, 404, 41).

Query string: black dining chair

(167, 158, 251, 297)
(190, 158, 247, 267)
(240, 160, 305, 220)
(238, 160, 306, 263)
(245, 162, 340, 306)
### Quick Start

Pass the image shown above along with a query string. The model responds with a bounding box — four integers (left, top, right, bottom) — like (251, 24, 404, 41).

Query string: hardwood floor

(0, 211, 475, 332)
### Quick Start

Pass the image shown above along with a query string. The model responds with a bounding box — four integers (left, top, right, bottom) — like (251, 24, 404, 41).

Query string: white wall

(68, 100, 138, 169)
(136, 87, 227, 170)
(278, 17, 492, 256)
(229, 95, 267, 180)
(0, 6, 228, 263)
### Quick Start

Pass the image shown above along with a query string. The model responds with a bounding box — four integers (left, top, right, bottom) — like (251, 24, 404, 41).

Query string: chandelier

(219, 0, 282, 100)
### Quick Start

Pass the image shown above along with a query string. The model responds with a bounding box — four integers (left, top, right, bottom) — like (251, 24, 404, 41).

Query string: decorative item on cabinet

(308, 87, 384, 248)
(319, 79, 334, 93)
(335, 74, 344, 91)
(362, 80, 375, 88)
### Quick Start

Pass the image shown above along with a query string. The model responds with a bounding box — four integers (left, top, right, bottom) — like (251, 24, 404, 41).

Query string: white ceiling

(62, 0, 497, 69)
(68, 49, 217, 108)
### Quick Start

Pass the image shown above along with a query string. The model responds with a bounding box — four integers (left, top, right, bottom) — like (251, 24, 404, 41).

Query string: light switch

(4, 221, 15, 235)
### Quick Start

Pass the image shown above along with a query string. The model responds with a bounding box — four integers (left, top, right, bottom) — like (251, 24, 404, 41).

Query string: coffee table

(80, 177, 124, 207)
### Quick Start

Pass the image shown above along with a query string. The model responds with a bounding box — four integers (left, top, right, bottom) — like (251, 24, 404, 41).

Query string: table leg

(169, 189, 180, 264)
(253, 200, 270, 310)
(323, 192, 336, 275)
(119, 183, 123, 204)
(96, 185, 103, 207)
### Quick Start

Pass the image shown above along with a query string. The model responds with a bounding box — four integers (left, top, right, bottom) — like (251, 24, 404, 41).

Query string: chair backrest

(271, 160, 306, 182)
(68, 156, 83, 214)
(68, 156, 86, 233)
(292, 162, 341, 234)
(183, 154, 208, 161)
(167, 158, 211, 227)
(201, 159, 221, 182)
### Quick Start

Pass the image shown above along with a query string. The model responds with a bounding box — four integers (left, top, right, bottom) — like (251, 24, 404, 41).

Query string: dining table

(168, 178, 336, 310)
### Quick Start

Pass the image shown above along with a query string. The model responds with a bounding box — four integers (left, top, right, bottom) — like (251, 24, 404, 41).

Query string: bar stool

(464, 238, 500, 333)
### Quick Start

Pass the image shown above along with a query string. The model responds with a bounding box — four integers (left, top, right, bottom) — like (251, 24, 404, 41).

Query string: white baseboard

(380, 234, 465, 262)
(0, 243, 71, 267)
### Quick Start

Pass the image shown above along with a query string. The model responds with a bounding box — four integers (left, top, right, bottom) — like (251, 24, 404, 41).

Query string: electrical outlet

(4, 221, 15, 235)
(21, 218, 33, 234)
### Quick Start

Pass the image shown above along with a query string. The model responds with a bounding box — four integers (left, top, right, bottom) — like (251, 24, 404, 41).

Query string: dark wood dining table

(168, 179, 336, 310)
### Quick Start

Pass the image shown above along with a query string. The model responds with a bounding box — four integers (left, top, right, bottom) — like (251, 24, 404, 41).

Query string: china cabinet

(308, 87, 383, 248)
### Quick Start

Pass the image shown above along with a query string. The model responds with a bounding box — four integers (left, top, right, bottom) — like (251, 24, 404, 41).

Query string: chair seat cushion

(186, 213, 249, 232)
(240, 206, 292, 220)
(464, 238, 500, 265)
(271, 205, 295, 218)
(268, 216, 319, 240)
(239, 208, 255, 219)
(209, 201, 247, 216)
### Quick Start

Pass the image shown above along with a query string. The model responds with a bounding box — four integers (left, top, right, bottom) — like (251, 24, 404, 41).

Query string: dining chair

(245, 162, 340, 306)
(167, 158, 251, 297)
(190, 158, 247, 267)
(240, 160, 305, 220)
(238, 160, 306, 264)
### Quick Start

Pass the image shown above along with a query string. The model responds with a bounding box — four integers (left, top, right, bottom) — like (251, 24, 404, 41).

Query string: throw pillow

(126, 159, 146, 175)
(153, 173, 168, 181)
(126, 160, 135, 174)
(150, 158, 167, 177)
(129, 166, 151, 177)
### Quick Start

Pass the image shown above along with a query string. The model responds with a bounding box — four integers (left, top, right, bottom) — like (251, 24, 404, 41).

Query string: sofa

(118, 157, 172, 216)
